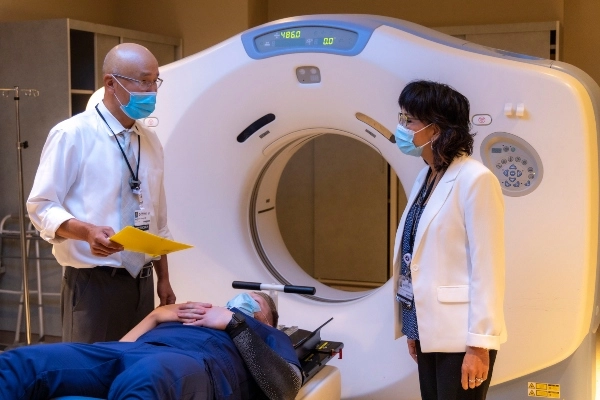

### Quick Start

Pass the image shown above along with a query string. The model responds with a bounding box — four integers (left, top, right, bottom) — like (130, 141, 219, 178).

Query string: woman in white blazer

(392, 81, 506, 400)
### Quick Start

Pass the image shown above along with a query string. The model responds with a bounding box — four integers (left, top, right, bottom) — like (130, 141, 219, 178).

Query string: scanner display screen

(254, 26, 359, 53)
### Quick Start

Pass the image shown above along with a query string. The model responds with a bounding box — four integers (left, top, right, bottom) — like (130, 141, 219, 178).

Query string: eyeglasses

(398, 112, 417, 128)
(112, 73, 163, 90)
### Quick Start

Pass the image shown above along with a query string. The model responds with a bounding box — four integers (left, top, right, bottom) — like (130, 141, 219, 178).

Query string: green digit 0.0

(323, 37, 334, 45)
(281, 30, 301, 39)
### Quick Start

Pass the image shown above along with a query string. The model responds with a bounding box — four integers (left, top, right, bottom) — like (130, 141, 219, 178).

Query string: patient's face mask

(226, 293, 261, 317)
(112, 74, 157, 120)
(395, 123, 432, 157)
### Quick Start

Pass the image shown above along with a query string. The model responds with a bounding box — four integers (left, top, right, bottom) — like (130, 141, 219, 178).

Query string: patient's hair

(253, 291, 279, 328)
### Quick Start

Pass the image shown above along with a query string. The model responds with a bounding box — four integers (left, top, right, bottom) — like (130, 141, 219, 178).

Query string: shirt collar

(96, 100, 143, 136)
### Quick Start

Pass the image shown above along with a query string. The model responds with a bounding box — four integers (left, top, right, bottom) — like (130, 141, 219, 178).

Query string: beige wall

(268, 0, 564, 27)
(248, 0, 268, 28)
(1, 0, 599, 84)
(0, 0, 119, 26)
(563, 0, 600, 85)
(114, 0, 253, 56)
(267, 0, 600, 86)
(0, 0, 258, 57)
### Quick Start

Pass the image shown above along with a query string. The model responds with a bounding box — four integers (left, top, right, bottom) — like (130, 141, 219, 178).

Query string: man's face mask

(226, 293, 261, 317)
(112, 74, 157, 119)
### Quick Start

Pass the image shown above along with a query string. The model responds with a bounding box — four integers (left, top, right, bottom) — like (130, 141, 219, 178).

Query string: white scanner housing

(91, 15, 600, 399)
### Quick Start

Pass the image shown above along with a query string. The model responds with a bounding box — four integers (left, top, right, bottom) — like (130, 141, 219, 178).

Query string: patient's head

(250, 291, 279, 328)
(226, 292, 279, 328)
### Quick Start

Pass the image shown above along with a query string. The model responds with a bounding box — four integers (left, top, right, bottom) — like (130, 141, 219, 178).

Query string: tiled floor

(0, 330, 60, 350)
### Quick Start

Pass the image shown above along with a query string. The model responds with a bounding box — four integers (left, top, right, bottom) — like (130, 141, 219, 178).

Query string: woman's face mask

(112, 75, 157, 119)
(226, 293, 261, 317)
(395, 123, 432, 157)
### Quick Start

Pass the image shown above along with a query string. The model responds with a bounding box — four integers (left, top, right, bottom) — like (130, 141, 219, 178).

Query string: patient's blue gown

(0, 313, 299, 400)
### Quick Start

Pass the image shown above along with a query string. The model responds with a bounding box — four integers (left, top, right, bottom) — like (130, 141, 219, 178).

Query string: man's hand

(57, 219, 123, 256)
(461, 346, 490, 390)
(90, 226, 123, 256)
(157, 278, 176, 306)
(153, 255, 176, 305)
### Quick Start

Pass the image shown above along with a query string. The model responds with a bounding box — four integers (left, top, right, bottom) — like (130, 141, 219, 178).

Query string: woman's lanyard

(407, 168, 437, 251)
(95, 105, 142, 195)
(396, 169, 437, 310)
(397, 169, 439, 308)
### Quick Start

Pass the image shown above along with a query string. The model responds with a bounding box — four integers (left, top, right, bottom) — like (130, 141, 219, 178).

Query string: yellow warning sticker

(527, 382, 560, 397)
(317, 342, 329, 350)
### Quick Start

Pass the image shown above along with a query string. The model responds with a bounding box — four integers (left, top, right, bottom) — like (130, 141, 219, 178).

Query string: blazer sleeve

(463, 167, 506, 350)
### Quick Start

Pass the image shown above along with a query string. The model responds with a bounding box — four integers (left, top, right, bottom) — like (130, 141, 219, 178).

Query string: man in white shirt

(27, 43, 176, 342)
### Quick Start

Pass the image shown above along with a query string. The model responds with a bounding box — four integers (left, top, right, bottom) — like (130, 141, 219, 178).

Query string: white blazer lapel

(412, 157, 468, 254)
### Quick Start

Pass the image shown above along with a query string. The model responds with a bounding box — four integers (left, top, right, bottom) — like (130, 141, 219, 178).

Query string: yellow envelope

(110, 226, 193, 257)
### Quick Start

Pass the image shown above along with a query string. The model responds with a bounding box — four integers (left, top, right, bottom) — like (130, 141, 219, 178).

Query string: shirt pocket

(437, 285, 470, 303)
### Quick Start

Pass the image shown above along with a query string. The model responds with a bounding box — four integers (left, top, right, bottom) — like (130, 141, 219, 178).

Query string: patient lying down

(0, 292, 302, 400)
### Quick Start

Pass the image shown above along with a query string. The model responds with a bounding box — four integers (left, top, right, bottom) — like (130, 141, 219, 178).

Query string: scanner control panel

(481, 132, 543, 197)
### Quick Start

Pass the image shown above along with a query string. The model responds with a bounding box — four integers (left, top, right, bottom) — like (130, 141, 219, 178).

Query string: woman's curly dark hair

(398, 80, 474, 171)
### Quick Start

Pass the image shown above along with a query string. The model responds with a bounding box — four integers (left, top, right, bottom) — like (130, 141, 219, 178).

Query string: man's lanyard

(95, 105, 142, 193)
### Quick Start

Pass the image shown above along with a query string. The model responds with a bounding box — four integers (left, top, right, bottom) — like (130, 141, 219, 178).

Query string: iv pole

(1, 86, 39, 345)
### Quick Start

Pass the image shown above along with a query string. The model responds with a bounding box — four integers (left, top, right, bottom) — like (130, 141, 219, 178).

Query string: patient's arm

(231, 322, 302, 400)
(186, 306, 302, 400)
(120, 302, 212, 342)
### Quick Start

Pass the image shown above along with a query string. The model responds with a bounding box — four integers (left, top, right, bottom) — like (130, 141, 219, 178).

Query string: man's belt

(96, 262, 153, 279)
(138, 262, 153, 279)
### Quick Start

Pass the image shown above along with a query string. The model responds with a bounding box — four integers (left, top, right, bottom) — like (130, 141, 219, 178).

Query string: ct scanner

(90, 14, 600, 399)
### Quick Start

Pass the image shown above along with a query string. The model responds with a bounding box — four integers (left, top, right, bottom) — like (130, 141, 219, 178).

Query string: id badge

(134, 209, 151, 231)
(396, 276, 414, 309)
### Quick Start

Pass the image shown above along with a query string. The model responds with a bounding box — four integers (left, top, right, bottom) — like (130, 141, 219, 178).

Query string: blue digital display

(254, 26, 359, 53)
(491, 148, 502, 153)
